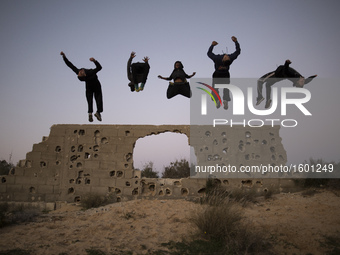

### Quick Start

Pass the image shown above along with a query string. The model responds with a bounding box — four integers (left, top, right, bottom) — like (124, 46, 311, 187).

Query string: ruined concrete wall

(0, 125, 290, 204)
(191, 125, 287, 178)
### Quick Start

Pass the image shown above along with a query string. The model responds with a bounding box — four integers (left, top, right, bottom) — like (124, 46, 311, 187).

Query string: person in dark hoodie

(207, 36, 241, 109)
(256, 59, 317, 108)
(127, 51, 150, 92)
(60, 51, 103, 122)
(158, 61, 196, 99)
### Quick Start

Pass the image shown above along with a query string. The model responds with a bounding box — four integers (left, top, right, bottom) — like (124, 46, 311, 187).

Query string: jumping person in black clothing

(207, 36, 241, 109)
(127, 51, 150, 92)
(256, 59, 317, 108)
(158, 61, 196, 99)
(60, 51, 103, 122)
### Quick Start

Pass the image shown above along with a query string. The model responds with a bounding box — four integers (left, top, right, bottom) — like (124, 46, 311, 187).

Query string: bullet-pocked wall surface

(0, 125, 289, 204)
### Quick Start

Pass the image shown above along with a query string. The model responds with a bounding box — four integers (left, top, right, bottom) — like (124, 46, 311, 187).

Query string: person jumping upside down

(60, 51, 104, 122)
(256, 59, 317, 108)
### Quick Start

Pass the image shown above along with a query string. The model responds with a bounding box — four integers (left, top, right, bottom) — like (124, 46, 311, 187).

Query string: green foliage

(141, 162, 159, 178)
(0, 160, 14, 175)
(161, 159, 190, 178)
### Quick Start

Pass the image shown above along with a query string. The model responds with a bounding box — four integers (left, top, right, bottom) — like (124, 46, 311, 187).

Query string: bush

(191, 201, 242, 240)
(0, 160, 14, 175)
(0, 249, 31, 255)
(141, 161, 159, 178)
(0, 202, 41, 228)
(190, 201, 269, 254)
(188, 180, 270, 253)
(200, 185, 230, 206)
(292, 158, 340, 191)
(228, 187, 257, 206)
(161, 159, 190, 178)
(0, 203, 10, 227)
(80, 193, 116, 210)
(200, 179, 257, 207)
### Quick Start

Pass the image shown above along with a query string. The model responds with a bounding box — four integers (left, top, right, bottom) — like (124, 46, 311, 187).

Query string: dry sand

(0, 190, 339, 255)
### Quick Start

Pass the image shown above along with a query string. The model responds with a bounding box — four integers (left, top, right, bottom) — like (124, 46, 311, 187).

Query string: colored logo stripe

(196, 82, 222, 105)
(196, 87, 217, 106)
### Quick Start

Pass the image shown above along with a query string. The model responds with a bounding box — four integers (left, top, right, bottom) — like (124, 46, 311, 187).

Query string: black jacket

(63, 56, 102, 90)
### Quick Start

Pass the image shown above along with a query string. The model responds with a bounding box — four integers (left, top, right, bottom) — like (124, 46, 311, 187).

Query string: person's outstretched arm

(186, 71, 196, 79)
(89, 57, 102, 73)
(158, 73, 172, 81)
(60, 51, 79, 74)
(229, 36, 241, 61)
(207, 41, 218, 60)
(141, 56, 150, 84)
(158, 75, 171, 81)
(127, 51, 135, 81)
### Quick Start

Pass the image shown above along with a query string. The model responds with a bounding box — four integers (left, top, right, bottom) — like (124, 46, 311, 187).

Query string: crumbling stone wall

(190, 125, 287, 179)
(0, 124, 291, 206)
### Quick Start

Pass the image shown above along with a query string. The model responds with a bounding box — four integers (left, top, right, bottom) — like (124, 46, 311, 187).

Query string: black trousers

(212, 71, 231, 101)
(257, 71, 278, 101)
(86, 85, 103, 113)
(166, 82, 191, 99)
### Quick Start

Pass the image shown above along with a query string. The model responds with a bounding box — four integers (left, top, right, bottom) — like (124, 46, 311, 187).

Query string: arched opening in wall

(133, 132, 197, 176)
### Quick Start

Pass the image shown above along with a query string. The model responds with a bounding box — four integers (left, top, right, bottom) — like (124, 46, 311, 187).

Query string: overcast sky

(1, 0, 339, 173)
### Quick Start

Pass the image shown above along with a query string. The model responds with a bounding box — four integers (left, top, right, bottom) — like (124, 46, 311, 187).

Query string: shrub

(200, 179, 257, 207)
(0, 203, 10, 227)
(0, 202, 41, 228)
(141, 161, 159, 178)
(228, 187, 257, 206)
(0, 248, 31, 255)
(161, 159, 190, 178)
(191, 201, 242, 241)
(200, 185, 229, 206)
(0, 160, 14, 175)
(80, 193, 116, 210)
(190, 201, 269, 254)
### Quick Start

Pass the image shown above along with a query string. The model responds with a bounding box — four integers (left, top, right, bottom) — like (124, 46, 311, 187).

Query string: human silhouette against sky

(256, 59, 317, 108)
(60, 52, 104, 122)
(207, 36, 241, 109)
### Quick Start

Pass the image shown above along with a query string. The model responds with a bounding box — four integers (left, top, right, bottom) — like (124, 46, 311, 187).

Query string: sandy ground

(0, 190, 339, 255)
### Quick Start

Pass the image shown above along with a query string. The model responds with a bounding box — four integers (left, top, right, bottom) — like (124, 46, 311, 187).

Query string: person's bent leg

(179, 83, 191, 98)
(166, 84, 177, 99)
